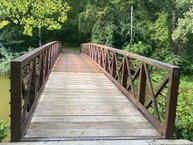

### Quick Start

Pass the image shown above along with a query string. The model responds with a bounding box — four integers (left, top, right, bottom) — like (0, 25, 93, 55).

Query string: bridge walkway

(24, 53, 161, 140)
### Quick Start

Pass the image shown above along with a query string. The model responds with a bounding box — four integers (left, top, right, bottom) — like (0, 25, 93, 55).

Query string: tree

(78, 0, 134, 47)
(0, 0, 70, 46)
(172, 6, 193, 42)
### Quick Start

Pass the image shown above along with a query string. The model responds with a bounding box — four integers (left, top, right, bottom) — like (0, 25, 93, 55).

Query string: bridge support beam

(10, 61, 22, 141)
(165, 68, 180, 139)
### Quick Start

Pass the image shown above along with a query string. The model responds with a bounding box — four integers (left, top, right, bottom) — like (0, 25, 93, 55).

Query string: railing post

(122, 57, 128, 88)
(29, 59, 36, 107)
(81, 44, 89, 56)
(39, 53, 44, 87)
(105, 51, 109, 71)
(99, 51, 103, 67)
(164, 67, 180, 139)
(111, 53, 117, 77)
(60, 42, 62, 54)
(11, 61, 22, 141)
(138, 63, 146, 105)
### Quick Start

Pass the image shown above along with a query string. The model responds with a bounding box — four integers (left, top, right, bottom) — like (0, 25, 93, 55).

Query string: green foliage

(0, 24, 26, 51)
(174, 77, 193, 141)
(78, 4, 97, 35)
(78, 3, 116, 46)
(0, 120, 8, 142)
(151, 47, 181, 66)
(0, 45, 14, 75)
(0, 21, 9, 29)
(0, 45, 29, 75)
(92, 21, 116, 46)
(148, 12, 170, 49)
(78, 0, 132, 46)
(173, 7, 193, 42)
(124, 41, 151, 56)
(182, 58, 193, 75)
(146, 75, 193, 141)
(0, 0, 70, 36)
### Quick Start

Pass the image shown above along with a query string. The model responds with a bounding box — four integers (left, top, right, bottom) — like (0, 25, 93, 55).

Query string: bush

(0, 120, 8, 142)
(124, 41, 152, 56)
(0, 45, 32, 75)
(174, 77, 193, 141)
(0, 45, 13, 75)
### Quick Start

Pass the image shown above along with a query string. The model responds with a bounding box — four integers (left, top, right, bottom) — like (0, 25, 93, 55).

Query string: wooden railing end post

(165, 67, 180, 139)
(10, 61, 22, 142)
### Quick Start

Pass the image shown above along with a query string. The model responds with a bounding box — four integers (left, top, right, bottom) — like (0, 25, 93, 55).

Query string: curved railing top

(13, 41, 61, 66)
(81, 43, 180, 71)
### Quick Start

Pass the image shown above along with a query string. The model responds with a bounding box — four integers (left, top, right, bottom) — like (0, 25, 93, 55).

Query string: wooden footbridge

(10, 41, 180, 142)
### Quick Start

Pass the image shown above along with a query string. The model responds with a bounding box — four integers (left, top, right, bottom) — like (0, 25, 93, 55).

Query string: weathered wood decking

(24, 53, 162, 140)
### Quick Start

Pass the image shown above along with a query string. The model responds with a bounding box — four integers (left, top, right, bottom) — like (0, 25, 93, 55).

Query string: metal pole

(39, 28, 42, 47)
(130, 6, 133, 45)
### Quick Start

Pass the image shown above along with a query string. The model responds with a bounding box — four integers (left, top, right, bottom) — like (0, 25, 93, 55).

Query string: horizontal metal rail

(10, 41, 62, 141)
(81, 43, 180, 139)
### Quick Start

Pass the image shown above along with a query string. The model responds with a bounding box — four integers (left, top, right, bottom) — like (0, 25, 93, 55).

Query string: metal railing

(10, 41, 62, 141)
(81, 43, 180, 139)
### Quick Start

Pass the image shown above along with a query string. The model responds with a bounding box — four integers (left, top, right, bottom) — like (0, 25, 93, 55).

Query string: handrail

(10, 41, 62, 141)
(81, 43, 180, 139)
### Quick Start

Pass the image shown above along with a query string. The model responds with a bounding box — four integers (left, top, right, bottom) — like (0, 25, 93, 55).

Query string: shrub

(174, 77, 193, 141)
(0, 45, 13, 75)
(0, 45, 32, 75)
(0, 120, 8, 142)
(124, 41, 152, 56)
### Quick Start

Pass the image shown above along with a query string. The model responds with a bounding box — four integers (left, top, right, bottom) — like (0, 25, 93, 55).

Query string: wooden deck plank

(25, 128, 161, 138)
(24, 53, 161, 140)
(52, 53, 101, 73)
(29, 121, 153, 129)
(31, 115, 148, 123)
(33, 110, 141, 116)
(37, 99, 130, 104)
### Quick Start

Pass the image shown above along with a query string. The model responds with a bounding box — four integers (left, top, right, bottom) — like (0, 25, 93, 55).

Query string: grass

(63, 46, 80, 53)
(174, 76, 193, 141)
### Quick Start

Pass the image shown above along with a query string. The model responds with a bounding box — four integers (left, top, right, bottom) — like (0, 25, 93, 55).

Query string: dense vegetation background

(0, 0, 192, 141)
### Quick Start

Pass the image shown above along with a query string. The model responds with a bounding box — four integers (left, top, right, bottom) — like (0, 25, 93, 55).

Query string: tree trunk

(171, 9, 177, 51)
(39, 28, 42, 47)
(169, 8, 178, 53)
(130, 6, 134, 45)
(171, 9, 176, 33)
(170, 9, 184, 61)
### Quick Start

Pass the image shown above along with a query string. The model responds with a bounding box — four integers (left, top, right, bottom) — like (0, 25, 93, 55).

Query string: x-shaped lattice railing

(81, 43, 180, 139)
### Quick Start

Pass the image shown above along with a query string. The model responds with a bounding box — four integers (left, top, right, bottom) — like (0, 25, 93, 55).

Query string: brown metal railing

(10, 41, 62, 141)
(81, 43, 180, 139)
